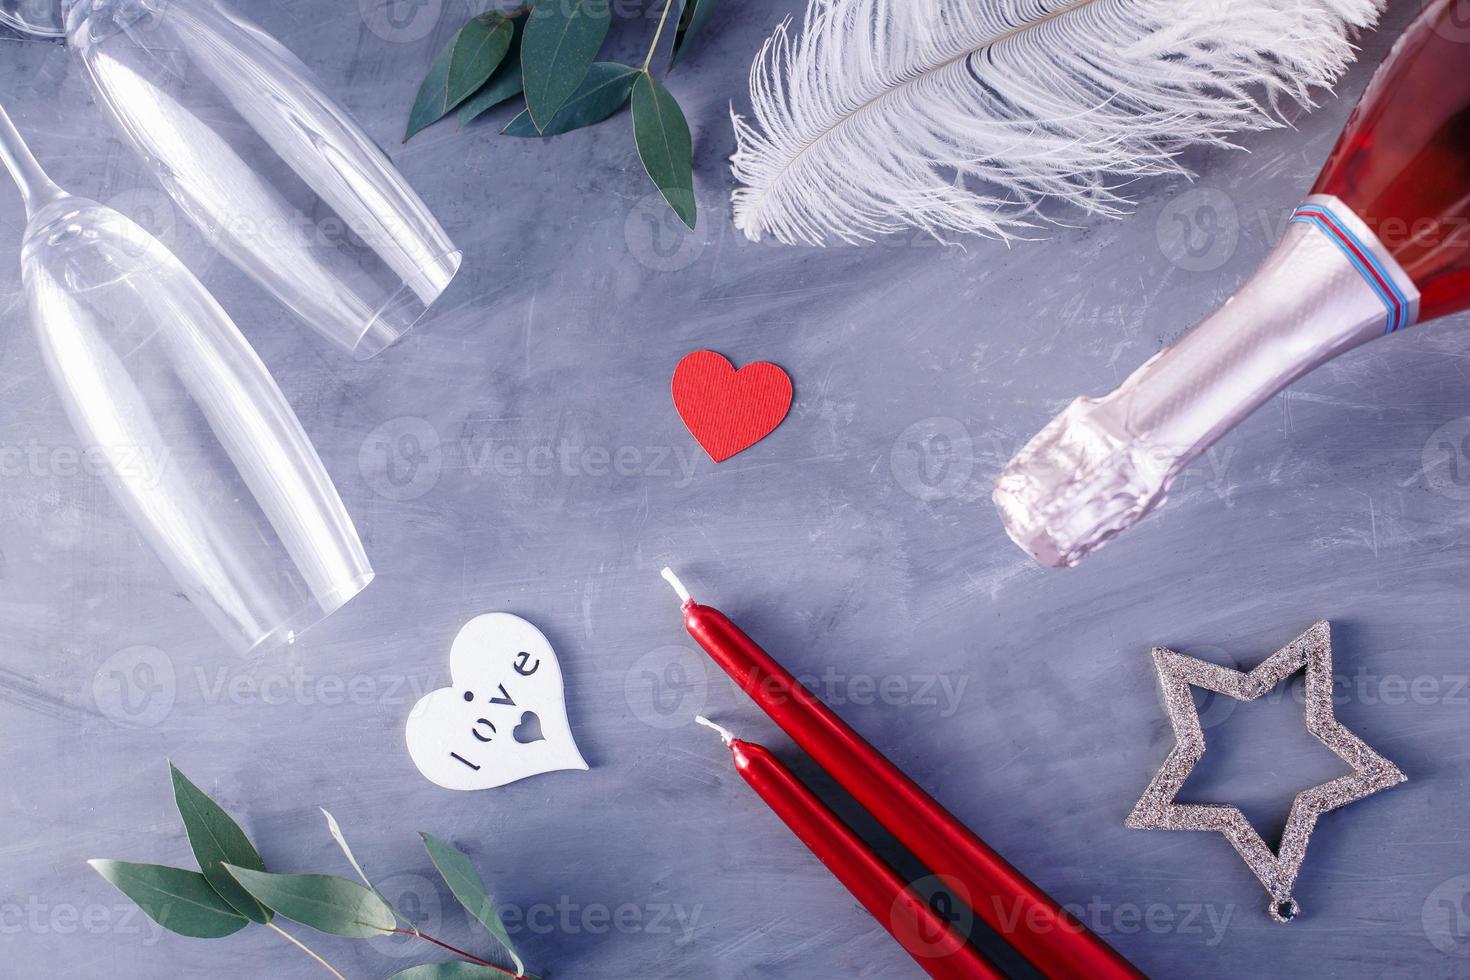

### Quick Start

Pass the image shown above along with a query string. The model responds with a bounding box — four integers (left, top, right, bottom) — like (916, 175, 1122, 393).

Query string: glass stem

(0, 101, 66, 216)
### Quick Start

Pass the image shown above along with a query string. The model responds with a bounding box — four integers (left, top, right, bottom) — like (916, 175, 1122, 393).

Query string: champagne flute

(5, 0, 462, 360)
(1, 101, 375, 653)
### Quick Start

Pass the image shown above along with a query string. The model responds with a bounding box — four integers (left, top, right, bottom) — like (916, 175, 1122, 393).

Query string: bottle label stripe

(1290, 196, 1419, 334)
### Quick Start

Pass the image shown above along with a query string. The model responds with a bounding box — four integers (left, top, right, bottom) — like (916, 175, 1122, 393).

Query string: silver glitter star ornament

(1126, 621, 1406, 923)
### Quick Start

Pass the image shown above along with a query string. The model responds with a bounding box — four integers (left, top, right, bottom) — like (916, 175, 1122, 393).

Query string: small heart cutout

(672, 350, 793, 463)
(406, 614, 588, 791)
(513, 711, 545, 744)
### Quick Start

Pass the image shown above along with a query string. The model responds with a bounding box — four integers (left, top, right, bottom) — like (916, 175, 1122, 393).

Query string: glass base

(353, 248, 463, 361)
(0, 0, 64, 37)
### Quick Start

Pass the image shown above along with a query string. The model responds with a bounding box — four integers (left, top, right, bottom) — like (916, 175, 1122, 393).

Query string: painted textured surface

(0, 2, 1467, 977)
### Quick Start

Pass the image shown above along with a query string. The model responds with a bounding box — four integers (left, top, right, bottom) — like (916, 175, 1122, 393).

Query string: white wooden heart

(407, 613, 588, 790)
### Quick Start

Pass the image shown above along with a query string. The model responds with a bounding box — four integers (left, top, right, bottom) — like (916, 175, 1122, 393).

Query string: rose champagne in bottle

(995, 0, 1470, 568)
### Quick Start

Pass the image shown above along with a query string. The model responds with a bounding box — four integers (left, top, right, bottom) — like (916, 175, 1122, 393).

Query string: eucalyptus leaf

(449, 14, 516, 103)
(406, 13, 515, 141)
(406, 41, 454, 141)
(420, 833, 525, 977)
(502, 62, 637, 137)
(169, 763, 270, 924)
(631, 72, 696, 229)
(671, 0, 716, 68)
(521, 0, 612, 130)
(89, 861, 249, 939)
(320, 807, 412, 929)
(389, 964, 511, 980)
(319, 807, 375, 891)
(224, 867, 396, 939)
(460, 13, 529, 126)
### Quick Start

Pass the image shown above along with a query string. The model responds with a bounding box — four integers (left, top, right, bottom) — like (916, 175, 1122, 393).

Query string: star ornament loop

(1126, 621, 1406, 923)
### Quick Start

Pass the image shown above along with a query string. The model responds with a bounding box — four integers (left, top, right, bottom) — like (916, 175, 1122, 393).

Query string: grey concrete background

(2, 1, 1468, 977)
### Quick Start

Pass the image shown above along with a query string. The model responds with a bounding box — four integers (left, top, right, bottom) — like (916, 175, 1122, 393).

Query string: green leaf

(420, 833, 525, 977)
(449, 15, 516, 104)
(407, 40, 454, 141)
(406, 13, 516, 141)
(169, 763, 271, 924)
(89, 861, 249, 939)
(320, 807, 411, 929)
(320, 807, 375, 892)
(389, 965, 511, 980)
(521, 0, 612, 130)
(502, 62, 637, 137)
(459, 13, 530, 127)
(631, 72, 696, 229)
(671, 0, 717, 68)
(224, 867, 396, 939)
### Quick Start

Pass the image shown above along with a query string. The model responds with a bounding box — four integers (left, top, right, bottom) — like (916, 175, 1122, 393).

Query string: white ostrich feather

(730, 0, 1383, 245)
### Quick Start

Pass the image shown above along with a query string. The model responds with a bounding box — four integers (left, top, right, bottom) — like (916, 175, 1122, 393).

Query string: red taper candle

(699, 717, 1002, 980)
(664, 569, 1140, 980)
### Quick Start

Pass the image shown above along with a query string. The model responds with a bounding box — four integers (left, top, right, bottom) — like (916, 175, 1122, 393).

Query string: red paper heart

(672, 350, 793, 463)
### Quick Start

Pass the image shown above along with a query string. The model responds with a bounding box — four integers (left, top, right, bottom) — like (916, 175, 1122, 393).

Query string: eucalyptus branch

(268, 922, 346, 980)
(642, 0, 679, 73)
(402, 0, 711, 227)
(390, 928, 525, 977)
(92, 763, 537, 980)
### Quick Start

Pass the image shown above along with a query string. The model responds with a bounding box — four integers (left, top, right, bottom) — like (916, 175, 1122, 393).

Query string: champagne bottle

(995, 0, 1470, 568)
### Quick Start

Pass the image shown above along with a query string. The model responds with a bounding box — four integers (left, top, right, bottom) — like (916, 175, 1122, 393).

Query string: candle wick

(695, 715, 735, 746)
(660, 567, 692, 604)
